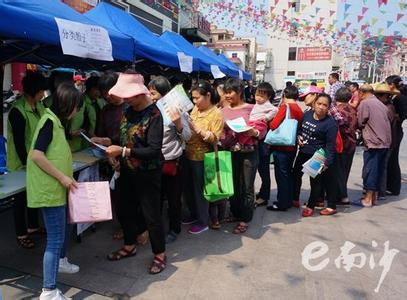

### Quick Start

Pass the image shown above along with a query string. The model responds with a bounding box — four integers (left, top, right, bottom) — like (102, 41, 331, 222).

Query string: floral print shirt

(120, 104, 163, 171)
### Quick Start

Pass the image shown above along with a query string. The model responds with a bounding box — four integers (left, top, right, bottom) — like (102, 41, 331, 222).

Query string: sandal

(254, 198, 267, 207)
(210, 221, 221, 230)
(107, 246, 137, 261)
(149, 255, 167, 275)
(233, 223, 248, 234)
(112, 229, 124, 240)
(17, 236, 35, 249)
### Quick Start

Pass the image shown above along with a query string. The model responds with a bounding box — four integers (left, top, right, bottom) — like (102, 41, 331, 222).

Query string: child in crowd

(250, 83, 278, 207)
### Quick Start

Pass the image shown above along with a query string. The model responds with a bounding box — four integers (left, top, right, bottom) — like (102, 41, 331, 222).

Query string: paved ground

(1, 126, 406, 300)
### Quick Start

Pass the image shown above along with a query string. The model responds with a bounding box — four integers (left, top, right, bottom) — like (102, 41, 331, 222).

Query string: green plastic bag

(203, 146, 234, 202)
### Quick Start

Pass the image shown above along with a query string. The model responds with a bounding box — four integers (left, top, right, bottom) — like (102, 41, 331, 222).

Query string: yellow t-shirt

(185, 105, 224, 161)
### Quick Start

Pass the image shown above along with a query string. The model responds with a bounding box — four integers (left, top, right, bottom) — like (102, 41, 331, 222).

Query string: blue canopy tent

(159, 31, 235, 77)
(0, 0, 135, 68)
(85, 2, 183, 71)
(197, 46, 239, 78)
(217, 53, 252, 80)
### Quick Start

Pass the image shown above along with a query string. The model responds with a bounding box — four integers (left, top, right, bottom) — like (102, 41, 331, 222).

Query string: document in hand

(302, 149, 326, 178)
(68, 181, 112, 224)
(80, 132, 107, 151)
(226, 117, 253, 133)
(159, 85, 194, 125)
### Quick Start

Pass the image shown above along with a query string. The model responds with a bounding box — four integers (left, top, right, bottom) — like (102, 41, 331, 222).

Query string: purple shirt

(357, 95, 391, 149)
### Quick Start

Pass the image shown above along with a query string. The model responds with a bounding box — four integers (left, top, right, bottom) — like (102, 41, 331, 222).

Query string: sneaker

(181, 217, 197, 225)
(188, 224, 208, 234)
(40, 288, 71, 300)
(165, 231, 178, 244)
(58, 257, 79, 274)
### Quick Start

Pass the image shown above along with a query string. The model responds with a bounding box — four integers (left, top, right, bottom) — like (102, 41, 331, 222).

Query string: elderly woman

(105, 73, 166, 275)
(220, 78, 267, 234)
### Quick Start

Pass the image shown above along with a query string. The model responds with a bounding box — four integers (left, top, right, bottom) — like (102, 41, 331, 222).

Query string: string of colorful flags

(195, 0, 406, 56)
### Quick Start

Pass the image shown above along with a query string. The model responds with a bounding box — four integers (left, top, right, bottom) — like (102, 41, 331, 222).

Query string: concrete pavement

(0, 127, 406, 300)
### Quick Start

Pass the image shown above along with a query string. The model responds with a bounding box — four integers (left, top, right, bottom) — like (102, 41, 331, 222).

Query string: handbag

(203, 145, 234, 202)
(336, 130, 344, 153)
(162, 160, 178, 176)
(68, 181, 112, 224)
(264, 104, 298, 146)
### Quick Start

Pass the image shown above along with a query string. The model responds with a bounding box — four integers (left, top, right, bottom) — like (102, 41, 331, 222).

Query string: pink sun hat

(108, 73, 150, 99)
(299, 85, 322, 100)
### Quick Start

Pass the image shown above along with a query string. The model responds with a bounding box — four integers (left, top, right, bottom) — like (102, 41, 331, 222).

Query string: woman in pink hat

(105, 73, 167, 275)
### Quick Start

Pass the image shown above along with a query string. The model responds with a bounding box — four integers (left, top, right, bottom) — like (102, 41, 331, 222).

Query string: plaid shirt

(329, 104, 344, 125)
(328, 81, 345, 104)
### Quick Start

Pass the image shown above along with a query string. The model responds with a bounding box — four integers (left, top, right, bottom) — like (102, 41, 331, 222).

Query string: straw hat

(374, 83, 398, 95)
(109, 73, 150, 98)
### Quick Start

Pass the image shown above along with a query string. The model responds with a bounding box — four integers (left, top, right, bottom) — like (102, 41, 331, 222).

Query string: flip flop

(351, 200, 372, 207)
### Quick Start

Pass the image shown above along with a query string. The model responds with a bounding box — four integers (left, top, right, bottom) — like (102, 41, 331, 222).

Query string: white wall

(265, 0, 338, 89)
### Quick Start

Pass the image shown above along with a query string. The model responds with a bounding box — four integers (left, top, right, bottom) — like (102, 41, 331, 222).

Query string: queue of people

(5, 70, 406, 300)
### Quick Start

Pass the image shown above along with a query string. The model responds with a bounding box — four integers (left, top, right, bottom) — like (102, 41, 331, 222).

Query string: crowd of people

(5, 70, 406, 300)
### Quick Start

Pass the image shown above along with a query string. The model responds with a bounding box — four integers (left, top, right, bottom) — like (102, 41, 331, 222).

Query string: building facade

(204, 25, 257, 79)
(265, 0, 339, 90)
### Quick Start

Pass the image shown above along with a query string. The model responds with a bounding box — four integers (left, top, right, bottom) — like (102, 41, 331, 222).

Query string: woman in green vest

(27, 82, 82, 300)
(7, 71, 46, 249)
(68, 75, 105, 152)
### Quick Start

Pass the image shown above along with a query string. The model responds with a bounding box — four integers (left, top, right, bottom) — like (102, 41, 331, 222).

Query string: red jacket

(268, 102, 304, 152)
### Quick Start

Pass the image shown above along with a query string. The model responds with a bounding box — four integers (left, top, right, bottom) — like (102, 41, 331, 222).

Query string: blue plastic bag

(264, 104, 298, 146)
(0, 135, 7, 173)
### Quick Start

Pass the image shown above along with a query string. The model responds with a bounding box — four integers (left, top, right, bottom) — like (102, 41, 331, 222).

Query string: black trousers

(336, 151, 355, 200)
(161, 164, 183, 234)
(308, 159, 338, 210)
(387, 127, 403, 195)
(184, 159, 209, 226)
(118, 168, 165, 254)
(13, 191, 39, 236)
(292, 152, 313, 202)
(230, 150, 258, 223)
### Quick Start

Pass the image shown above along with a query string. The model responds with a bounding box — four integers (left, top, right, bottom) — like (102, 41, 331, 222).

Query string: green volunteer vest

(67, 94, 105, 152)
(43, 95, 53, 108)
(26, 108, 73, 208)
(6, 96, 45, 171)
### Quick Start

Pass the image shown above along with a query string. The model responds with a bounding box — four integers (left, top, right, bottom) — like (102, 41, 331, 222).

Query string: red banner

(297, 47, 332, 61)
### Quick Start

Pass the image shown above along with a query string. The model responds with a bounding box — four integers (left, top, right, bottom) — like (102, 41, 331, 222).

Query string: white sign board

(210, 65, 226, 79)
(55, 18, 113, 61)
(177, 52, 193, 73)
(238, 70, 243, 79)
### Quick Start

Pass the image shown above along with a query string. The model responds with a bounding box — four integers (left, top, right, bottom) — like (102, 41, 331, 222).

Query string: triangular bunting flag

(329, 10, 335, 17)
(301, 4, 306, 11)
(344, 13, 350, 19)
(311, 0, 316, 5)
(362, 7, 368, 14)
(320, 17, 325, 22)
(275, 0, 280, 5)
(346, 21, 351, 28)
(377, 28, 384, 35)
(345, 3, 351, 12)
(316, 7, 321, 14)
(387, 20, 393, 28)
(380, 9, 386, 14)
(358, 15, 363, 22)
(397, 13, 404, 21)
(282, 9, 287, 15)
(371, 17, 378, 25)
